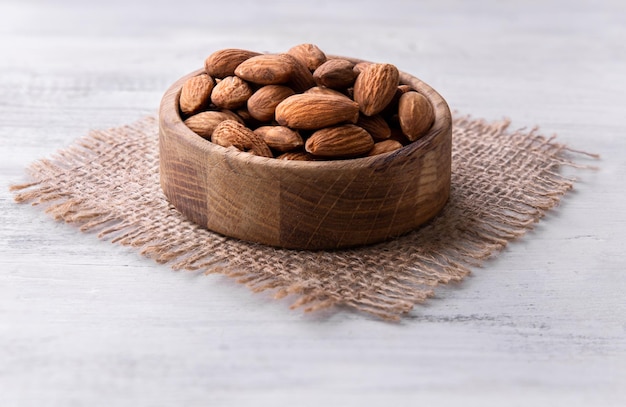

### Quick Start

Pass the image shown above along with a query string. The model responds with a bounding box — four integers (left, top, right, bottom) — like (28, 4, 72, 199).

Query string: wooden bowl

(159, 57, 451, 250)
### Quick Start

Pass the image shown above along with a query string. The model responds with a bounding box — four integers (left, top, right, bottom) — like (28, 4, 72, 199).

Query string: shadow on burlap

(10, 115, 595, 320)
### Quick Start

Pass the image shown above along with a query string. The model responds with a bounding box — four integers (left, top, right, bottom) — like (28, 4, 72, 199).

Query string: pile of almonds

(179, 44, 435, 160)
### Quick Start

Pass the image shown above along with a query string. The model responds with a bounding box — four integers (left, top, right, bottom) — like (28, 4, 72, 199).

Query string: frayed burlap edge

(10, 115, 597, 320)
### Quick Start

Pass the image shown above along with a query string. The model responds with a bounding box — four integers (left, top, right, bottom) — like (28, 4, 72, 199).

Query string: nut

(275, 93, 359, 130)
(247, 85, 295, 122)
(352, 61, 373, 74)
(210, 76, 252, 110)
(313, 59, 357, 89)
(183, 44, 436, 160)
(389, 127, 410, 145)
(204, 48, 261, 78)
(353, 63, 399, 116)
(179, 73, 214, 116)
(234, 54, 293, 85)
(397, 84, 412, 94)
(183, 111, 242, 139)
(304, 86, 350, 98)
(305, 124, 374, 158)
(277, 151, 316, 161)
(211, 120, 273, 157)
(281, 53, 317, 93)
(367, 139, 404, 156)
(253, 126, 303, 152)
(398, 91, 434, 141)
(286, 43, 327, 71)
(356, 114, 391, 141)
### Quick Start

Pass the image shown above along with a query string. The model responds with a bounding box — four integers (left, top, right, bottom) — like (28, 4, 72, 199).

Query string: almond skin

(353, 63, 400, 116)
(211, 120, 273, 157)
(304, 86, 350, 98)
(313, 59, 357, 89)
(275, 93, 359, 130)
(398, 91, 435, 141)
(381, 84, 413, 119)
(234, 107, 254, 122)
(281, 53, 316, 93)
(179, 73, 214, 116)
(183, 111, 242, 139)
(234, 107, 265, 128)
(397, 84, 412, 94)
(367, 139, 404, 156)
(235, 54, 293, 85)
(247, 85, 295, 122)
(191, 46, 439, 163)
(389, 127, 410, 145)
(305, 124, 374, 158)
(356, 114, 391, 141)
(277, 151, 317, 161)
(352, 61, 373, 74)
(219, 109, 246, 124)
(286, 43, 327, 71)
(253, 126, 303, 152)
(210, 76, 252, 110)
(204, 48, 261, 78)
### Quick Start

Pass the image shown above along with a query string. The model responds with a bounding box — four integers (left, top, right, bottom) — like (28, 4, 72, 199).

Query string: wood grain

(159, 61, 452, 249)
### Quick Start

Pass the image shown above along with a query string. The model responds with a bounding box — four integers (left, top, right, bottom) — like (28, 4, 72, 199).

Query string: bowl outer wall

(159, 56, 452, 250)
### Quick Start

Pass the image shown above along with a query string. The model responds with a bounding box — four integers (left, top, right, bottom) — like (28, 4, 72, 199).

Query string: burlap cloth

(11, 115, 592, 320)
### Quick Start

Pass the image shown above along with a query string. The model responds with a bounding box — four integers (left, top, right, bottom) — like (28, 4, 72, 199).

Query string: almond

(254, 126, 303, 152)
(286, 43, 327, 71)
(219, 109, 246, 124)
(204, 48, 261, 78)
(210, 76, 252, 110)
(247, 85, 295, 122)
(275, 93, 359, 130)
(352, 61, 373, 74)
(397, 84, 412, 94)
(188, 45, 440, 163)
(211, 120, 273, 157)
(313, 59, 357, 89)
(304, 86, 350, 98)
(356, 114, 391, 141)
(389, 127, 410, 145)
(305, 124, 374, 158)
(281, 53, 316, 93)
(353, 63, 399, 116)
(277, 151, 317, 161)
(183, 111, 242, 139)
(179, 73, 214, 116)
(234, 54, 293, 85)
(367, 139, 403, 156)
(398, 91, 434, 141)
(234, 107, 265, 128)
(380, 84, 412, 119)
(234, 107, 254, 122)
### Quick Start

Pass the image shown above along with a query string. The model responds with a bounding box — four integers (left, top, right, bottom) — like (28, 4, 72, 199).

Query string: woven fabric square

(11, 115, 587, 320)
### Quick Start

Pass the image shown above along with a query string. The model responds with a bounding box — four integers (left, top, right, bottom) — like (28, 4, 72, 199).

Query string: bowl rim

(159, 55, 451, 171)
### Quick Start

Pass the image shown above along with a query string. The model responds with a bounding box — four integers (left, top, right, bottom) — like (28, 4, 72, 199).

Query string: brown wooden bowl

(159, 57, 451, 250)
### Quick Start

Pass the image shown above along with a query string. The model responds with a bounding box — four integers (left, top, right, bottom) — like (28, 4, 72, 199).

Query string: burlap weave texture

(11, 115, 588, 320)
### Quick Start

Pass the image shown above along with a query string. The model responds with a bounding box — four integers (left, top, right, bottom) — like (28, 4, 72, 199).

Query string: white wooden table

(1, 1, 625, 405)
